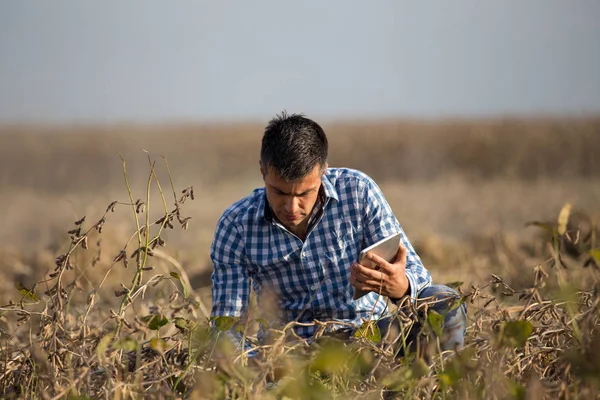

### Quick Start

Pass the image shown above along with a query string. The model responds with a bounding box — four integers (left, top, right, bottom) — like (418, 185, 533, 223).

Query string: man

(210, 112, 466, 354)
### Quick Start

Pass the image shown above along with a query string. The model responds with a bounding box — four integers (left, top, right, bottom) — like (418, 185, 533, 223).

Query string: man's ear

(321, 163, 329, 176)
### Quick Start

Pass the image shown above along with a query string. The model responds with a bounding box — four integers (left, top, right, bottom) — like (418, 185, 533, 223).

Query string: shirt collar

(256, 170, 340, 222)
(321, 172, 339, 203)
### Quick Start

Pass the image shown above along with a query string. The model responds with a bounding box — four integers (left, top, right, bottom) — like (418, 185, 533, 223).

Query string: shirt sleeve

(361, 176, 432, 300)
(210, 212, 253, 353)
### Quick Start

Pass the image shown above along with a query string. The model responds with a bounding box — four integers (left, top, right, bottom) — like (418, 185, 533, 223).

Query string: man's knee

(418, 284, 467, 350)
(418, 284, 459, 300)
(418, 284, 464, 309)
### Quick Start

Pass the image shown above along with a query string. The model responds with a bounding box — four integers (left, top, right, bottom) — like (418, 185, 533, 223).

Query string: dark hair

(260, 111, 328, 181)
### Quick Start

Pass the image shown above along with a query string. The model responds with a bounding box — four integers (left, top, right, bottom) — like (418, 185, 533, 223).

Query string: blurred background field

(1, 117, 599, 310)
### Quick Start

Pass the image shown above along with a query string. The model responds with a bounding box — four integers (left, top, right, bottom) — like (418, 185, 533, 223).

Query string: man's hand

(349, 243, 409, 299)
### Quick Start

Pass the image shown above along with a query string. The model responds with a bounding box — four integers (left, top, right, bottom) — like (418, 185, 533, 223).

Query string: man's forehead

(267, 177, 321, 193)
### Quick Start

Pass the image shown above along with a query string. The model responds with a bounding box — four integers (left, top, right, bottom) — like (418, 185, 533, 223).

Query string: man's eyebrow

(269, 185, 318, 196)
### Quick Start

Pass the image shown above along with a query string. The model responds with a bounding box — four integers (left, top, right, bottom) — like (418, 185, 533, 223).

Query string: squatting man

(210, 112, 467, 356)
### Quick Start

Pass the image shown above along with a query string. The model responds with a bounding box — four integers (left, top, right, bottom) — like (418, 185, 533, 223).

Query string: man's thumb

(395, 242, 407, 266)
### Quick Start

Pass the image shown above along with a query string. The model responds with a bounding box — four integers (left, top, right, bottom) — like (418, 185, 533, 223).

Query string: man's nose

(286, 196, 300, 214)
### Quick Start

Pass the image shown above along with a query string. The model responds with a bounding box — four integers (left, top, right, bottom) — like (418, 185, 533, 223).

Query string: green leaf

(509, 381, 527, 400)
(524, 221, 554, 234)
(170, 271, 191, 299)
(277, 372, 330, 400)
(590, 249, 600, 264)
(444, 281, 464, 289)
(353, 321, 381, 343)
(211, 316, 239, 332)
(427, 310, 444, 337)
(142, 314, 169, 331)
(381, 366, 413, 391)
(354, 348, 375, 375)
(255, 317, 269, 329)
(438, 372, 454, 390)
(311, 342, 353, 374)
(558, 284, 579, 305)
(96, 332, 114, 365)
(150, 338, 167, 353)
(67, 394, 92, 400)
(173, 317, 190, 332)
(447, 296, 467, 313)
(14, 281, 40, 302)
(564, 331, 600, 381)
(411, 357, 430, 379)
(501, 320, 533, 348)
(190, 324, 212, 360)
(113, 336, 139, 352)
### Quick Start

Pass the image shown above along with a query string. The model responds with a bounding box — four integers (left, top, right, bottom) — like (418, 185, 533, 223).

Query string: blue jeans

(375, 284, 467, 355)
(223, 284, 466, 359)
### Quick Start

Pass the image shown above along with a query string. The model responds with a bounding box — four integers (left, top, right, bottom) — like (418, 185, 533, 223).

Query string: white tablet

(353, 232, 402, 300)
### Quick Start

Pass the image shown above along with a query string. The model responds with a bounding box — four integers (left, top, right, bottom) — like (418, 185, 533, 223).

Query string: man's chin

(278, 215, 305, 227)
(282, 220, 301, 228)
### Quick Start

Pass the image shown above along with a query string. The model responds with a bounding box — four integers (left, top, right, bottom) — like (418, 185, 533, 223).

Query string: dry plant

(0, 153, 200, 399)
(1, 155, 599, 399)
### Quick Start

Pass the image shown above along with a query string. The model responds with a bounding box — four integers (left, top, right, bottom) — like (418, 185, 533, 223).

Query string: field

(1, 117, 599, 399)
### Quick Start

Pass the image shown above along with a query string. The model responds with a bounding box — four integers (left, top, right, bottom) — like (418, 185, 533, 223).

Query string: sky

(1, 1, 599, 123)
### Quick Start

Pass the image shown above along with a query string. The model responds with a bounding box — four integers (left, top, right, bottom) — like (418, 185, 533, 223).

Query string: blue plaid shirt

(210, 168, 432, 340)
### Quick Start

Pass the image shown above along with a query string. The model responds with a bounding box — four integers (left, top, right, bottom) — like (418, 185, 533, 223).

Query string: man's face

(261, 163, 325, 233)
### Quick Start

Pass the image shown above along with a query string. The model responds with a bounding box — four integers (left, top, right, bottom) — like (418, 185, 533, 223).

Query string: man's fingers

(362, 279, 386, 288)
(352, 262, 386, 281)
(365, 253, 393, 274)
(350, 241, 409, 298)
(349, 276, 385, 293)
(396, 243, 407, 263)
(366, 243, 407, 274)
